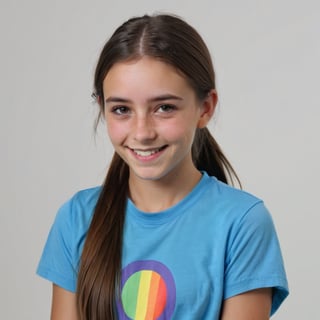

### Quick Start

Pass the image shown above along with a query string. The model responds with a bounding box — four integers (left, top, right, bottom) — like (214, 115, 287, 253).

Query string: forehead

(102, 57, 194, 96)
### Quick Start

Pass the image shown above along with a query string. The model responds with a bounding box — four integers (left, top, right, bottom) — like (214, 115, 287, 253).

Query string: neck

(128, 167, 202, 213)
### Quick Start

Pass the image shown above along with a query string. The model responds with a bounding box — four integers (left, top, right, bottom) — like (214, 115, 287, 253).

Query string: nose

(133, 115, 157, 142)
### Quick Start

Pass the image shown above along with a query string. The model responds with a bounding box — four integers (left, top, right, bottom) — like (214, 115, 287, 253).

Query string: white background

(1, 0, 319, 318)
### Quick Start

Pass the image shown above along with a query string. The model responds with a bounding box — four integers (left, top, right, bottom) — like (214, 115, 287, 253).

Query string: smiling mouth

(131, 146, 167, 157)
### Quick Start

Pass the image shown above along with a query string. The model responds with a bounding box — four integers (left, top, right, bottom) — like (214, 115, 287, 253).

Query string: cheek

(160, 118, 197, 143)
(106, 120, 127, 143)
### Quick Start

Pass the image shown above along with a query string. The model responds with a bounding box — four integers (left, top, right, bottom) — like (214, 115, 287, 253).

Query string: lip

(128, 145, 167, 161)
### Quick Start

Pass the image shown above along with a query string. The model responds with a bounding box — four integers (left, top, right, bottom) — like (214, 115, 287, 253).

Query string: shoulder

(37, 186, 102, 292)
(201, 173, 265, 216)
(188, 173, 275, 242)
(54, 186, 102, 229)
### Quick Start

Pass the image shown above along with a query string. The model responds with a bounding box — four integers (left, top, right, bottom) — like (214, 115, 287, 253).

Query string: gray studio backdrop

(1, 0, 319, 319)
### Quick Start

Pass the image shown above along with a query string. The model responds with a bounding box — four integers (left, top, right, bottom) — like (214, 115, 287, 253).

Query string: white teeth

(133, 148, 161, 157)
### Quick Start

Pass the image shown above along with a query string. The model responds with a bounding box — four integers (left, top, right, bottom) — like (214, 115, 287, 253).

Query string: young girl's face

(103, 56, 213, 182)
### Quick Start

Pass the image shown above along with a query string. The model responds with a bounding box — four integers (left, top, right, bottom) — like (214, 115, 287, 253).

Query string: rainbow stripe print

(118, 260, 176, 320)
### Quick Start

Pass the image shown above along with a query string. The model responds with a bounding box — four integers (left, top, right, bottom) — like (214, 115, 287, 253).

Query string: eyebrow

(105, 94, 183, 104)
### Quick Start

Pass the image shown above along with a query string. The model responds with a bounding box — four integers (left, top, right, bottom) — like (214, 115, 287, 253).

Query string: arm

(51, 284, 78, 320)
(220, 288, 272, 320)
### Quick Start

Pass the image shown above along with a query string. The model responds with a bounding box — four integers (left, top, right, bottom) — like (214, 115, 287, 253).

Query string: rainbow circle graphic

(117, 260, 176, 320)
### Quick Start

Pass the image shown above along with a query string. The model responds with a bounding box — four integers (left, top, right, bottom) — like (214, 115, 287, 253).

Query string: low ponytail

(192, 128, 241, 187)
(77, 153, 129, 319)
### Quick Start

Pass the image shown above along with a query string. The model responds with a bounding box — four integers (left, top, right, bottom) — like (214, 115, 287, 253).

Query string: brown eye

(158, 104, 176, 113)
(112, 106, 130, 115)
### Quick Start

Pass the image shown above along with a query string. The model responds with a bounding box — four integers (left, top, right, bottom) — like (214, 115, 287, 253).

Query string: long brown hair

(77, 14, 240, 319)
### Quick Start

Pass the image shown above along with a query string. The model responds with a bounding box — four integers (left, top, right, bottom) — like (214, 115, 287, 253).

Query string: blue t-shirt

(37, 172, 288, 319)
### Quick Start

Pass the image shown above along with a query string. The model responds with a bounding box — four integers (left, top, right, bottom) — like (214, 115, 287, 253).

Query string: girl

(37, 14, 288, 320)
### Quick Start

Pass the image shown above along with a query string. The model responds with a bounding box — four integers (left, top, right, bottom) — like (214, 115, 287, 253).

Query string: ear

(197, 89, 218, 128)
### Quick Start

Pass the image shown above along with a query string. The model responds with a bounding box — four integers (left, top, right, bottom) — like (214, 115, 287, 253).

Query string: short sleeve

(36, 199, 78, 292)
(224, 201, 289, 315)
